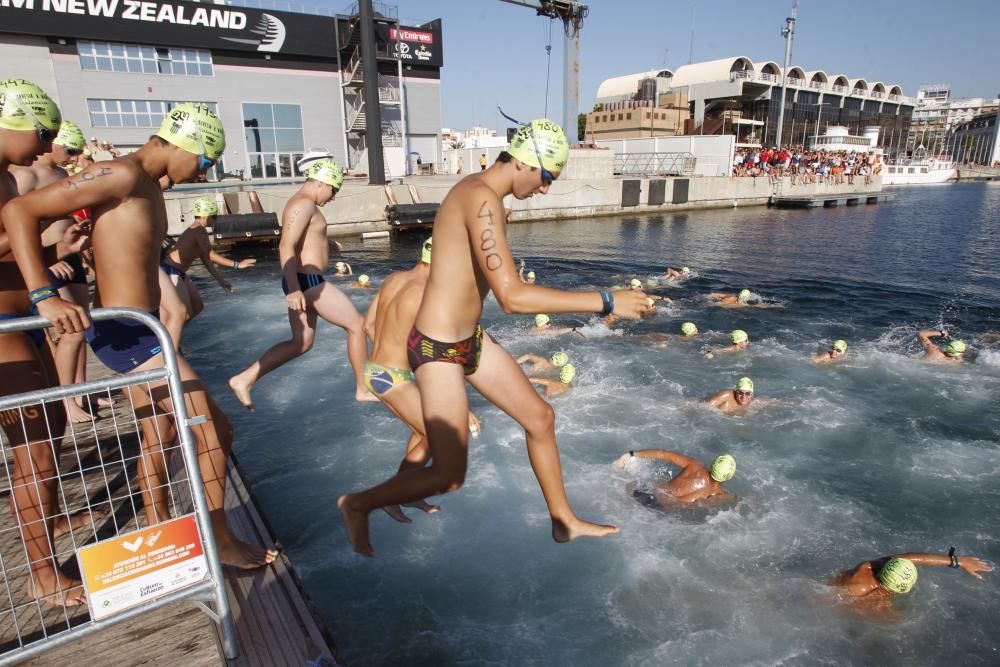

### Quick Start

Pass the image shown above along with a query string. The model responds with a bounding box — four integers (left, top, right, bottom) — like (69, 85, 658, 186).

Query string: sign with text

(77, 514, 207, 621)
(378, 20, 443, 67)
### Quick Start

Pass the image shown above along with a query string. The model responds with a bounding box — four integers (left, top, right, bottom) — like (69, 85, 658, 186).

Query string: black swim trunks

(85, 311, 163, 374)
(47, 253, 88, 290)
(407, 324, 484, 376)
(281, 272, 325, 295)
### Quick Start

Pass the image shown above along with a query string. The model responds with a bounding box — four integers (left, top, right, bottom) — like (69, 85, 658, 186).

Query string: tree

(578, 113, 587, 142)
(448, 139, 465, 150)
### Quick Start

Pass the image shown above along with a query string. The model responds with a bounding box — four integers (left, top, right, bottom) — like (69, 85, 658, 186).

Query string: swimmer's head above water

(738, 289, 752, 304)
(335, 261, 347, 273)
(681, 322, 699, 336)
(945, 340, 966, 358)
(877, 557, 918, 594)
(682, 267, 690, 275)
(535, 313, 550, 328)
(526, 271, 536, 283)
(551, 351, 569, 368)
(731, 329, 749, 345)
(630, 278, 642, 290)
(709, 454, 736, 482)
(832, 339, 848, 356)
(559, 363, 576, 384)
(357, 274, 371, 286)
(735, 376, 754, 405)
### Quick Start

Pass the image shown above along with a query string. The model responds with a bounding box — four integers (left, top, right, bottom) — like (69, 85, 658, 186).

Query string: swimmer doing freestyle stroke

(338, 118, 652, 556)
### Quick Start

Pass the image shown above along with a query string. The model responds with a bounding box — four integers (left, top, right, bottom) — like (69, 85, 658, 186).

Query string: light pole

(774, 0, 797, 149)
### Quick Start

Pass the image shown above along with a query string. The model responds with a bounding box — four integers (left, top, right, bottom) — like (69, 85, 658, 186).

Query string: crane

(496, 0, 589, 143)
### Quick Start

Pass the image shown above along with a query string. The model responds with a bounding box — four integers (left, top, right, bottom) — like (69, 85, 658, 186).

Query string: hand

(36, 297, 90, 335)
(959, 556, 992, 580)
(615, 453, 631, 469)
(48, 261, 74, 281)
(221, 281, 233, 293)
(241, 258, 257, 268)
(520, 258, 525, 270)
(285, 290, 306, 312)
(612, 289, 654, 320)
(468, 412, 481, 438)
(704, 352, 715, 360)
(940, 329, 949, 338)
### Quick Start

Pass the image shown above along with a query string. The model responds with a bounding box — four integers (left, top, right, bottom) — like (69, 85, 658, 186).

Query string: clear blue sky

(394, 0, 999, 131)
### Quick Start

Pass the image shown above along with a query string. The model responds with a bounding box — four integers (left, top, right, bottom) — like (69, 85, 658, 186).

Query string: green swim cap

(559, 363, 576, 384)
(526, 271, 536, 280)
(0, 79, 61, 133)
(630, 278, 642, 289)
(506, 118, 569, 174)
(54, 120, 85, 151)
(681, 322, 698, 336)
(710, 454, 736, 482)
(358, 274, 370, 285)
(335, 261, 346, 271)
(945, 340, 966, 357)
(192, 197, 218, 218)
(682, 267, 690, 274)
(305, 158, 344, 190)
(646, 278, 658, 287)
(738, 289, 752, 303)
(156, 103, 225, 160)
(833, 339, 847, 353)
(551, 351, 569, 367)
(878, 557, 918, 594)
(736, 376, 754, 393)
(82, 147, 92, 157)
(421, 236, 433, 264)
(731, 329, 749, 345)
(646, 297, 656, 308)
(535, 313, 550, 327)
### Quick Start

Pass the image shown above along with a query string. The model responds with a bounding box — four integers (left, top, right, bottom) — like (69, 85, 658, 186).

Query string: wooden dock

(0, 351, 340, 666)
(769, 192, 895, 208)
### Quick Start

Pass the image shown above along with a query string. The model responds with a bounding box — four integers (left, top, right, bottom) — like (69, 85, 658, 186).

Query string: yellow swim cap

(535, 313, 550, 327)
(559, 363, 576, 384)
(738, 289, 752, 303)
(833, 339, 848, 353)
(54, 120, 85, 151)
(878, 557, 918, 594)
(335, 261, 346, 271)
(630, 278, 642, 289)
(421, 236, 433, 264)
(736, 376, 754, 393)
(710, 454, 736, 482)
(358, 274, 371, 286)
(305, 158, 344, 190)
(526, 271, 536, 280)
(945, 340, 966, 357)
(192, 197, 218, 218)
(506, 119, 569, 174)
(681, 322, 698, 336)
(646, 297, 656, 308)
(682, 267, 690, 274)
(0, 79, 61, 132)
(731, 329, 749, 345)
(82, 147, 92, 157)
(157, 103, 225, 160)
(551, 351, 569, 367)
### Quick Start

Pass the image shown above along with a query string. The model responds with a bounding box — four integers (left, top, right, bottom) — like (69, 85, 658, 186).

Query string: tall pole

(563, 20, 580, 144)
(774, 0, 797, 149)
(359, 0, 385, 184)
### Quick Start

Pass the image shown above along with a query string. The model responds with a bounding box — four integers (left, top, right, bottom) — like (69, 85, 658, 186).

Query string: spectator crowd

(732, 145, 882, 186)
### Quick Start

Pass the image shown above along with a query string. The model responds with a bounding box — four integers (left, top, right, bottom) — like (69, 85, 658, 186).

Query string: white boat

(882, 148, 957, 185)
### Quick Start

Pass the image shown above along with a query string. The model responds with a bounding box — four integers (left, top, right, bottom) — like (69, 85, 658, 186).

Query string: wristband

(599, 290, 614, 316)
(233, 260, 240, 270)
(629, 450, 635, 458)
(28, 286, 58, 305)
(948, 546, 959, 568)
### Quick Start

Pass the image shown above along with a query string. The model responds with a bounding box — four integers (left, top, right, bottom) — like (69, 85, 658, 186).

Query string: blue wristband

(599, 290, 615, 316)
(28, 286, 58, 305)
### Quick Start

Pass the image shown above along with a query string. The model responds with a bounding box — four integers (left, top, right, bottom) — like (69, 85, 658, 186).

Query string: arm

(704, 344, 739, 359)
(918, 330, 944, 352)
(467, 192, 649, 319)
(3, 163, 128, 332)
(517, 353, 548, 367)
(208, 250, 256, 270)
(706, 390, 729, 409)
(196, 232, 231, 292)
(892, 552, 992, 579)
(363, 289, 381, 342)
(278, 200, 310, 311)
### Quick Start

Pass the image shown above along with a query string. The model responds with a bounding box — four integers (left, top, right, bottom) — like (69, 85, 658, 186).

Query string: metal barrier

(0, 309, 236, 664)
(613, 152, 697, 177)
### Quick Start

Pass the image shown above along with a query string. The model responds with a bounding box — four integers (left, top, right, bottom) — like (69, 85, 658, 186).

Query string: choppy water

(186, 182, 1000, 665)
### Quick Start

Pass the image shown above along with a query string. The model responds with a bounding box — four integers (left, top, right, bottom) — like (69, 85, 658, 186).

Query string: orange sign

(77, 514, 208, 620)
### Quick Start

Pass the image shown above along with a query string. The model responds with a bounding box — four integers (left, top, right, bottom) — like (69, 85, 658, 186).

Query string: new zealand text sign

(77, 514, 208, 621)
(0, 0, 340, 58)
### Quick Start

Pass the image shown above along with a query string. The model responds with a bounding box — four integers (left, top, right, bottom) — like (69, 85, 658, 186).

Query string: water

(185, 182, 1000, 665)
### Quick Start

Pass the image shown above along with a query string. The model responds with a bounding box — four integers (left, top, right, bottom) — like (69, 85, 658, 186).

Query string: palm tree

(449, 139, 465, 150)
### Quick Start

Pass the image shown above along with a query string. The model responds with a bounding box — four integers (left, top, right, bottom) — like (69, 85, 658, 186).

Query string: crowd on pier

(731, 145, 882, 185)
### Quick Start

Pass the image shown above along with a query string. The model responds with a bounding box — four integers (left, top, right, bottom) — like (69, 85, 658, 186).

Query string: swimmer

(831, 550, 991, 616)
(337, 118, 650, 556)
(528, 362, 576, 398)
(333, 260, 352, 276)
(350, 273, 374, 289)
(680, 321, 699, 337)
(517, 350, 570, 374)
(229, 158, 374, 409)
(616, 451, 737, 506)
(529, 313, 584, 338)
(707, 289, 756, 307)
(5, 101, 277, 570)
(704, 329, 749, 360)
(158, 196, 254, 347)
(664, 266, 690, 280)
(813, 339, 848, 364)
(706, 376, 755, 414)
(518, 259, 535, 284)
(349, 236, 480, 522)
(919, 329, 966, 362)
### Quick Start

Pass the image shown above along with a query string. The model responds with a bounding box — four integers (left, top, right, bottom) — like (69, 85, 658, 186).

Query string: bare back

(370, 266, 427, 369)
(164, 224, 210, 272)
(665, 464, 724, 503)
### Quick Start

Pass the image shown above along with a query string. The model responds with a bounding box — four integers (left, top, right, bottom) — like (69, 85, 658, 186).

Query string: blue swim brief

(281, 272, 325, 295)
(160, 261, 187, 280)
(85, 310, 163, 374)
(0, 312, 45, 349)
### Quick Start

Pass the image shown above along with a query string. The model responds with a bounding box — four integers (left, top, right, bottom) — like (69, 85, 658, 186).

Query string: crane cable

(543, 17, 553, 117)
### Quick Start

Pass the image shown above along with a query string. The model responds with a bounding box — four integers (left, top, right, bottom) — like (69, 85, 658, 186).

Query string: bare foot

(96, 396, 114, 408)
(551, 516, 619, 543)
(381, 505, 412, 523)
(218, 536, 277, 569)
(355, 388, 379, 403)
(53, 508, 108, 538)
(337, 495, 374, 557)
(403, 500, 440, 514)
(228, 375, 256, 412)
(26, 569, 87, 607)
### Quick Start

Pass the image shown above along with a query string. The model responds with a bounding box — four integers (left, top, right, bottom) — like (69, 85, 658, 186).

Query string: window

(627, 113, 632, 120)
(78, 41, 213, 76)
(242, 103, 305, 179)
(87, 99, 217, 128)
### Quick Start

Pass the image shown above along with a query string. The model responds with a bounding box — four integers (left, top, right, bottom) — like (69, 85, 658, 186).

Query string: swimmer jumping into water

(616, 450, 737, 507)
(706, 376, 755, 414)
(919, 329, 966, 362)
(813, 339, 848, 364)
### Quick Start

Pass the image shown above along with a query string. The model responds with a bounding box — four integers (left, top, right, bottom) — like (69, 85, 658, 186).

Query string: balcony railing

(787, 77, 806, 87)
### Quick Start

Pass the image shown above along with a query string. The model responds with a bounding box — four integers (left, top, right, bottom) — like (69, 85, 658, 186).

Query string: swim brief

(47, 253, 88, 290)
(0, 312, 45, 349)
(407, 324, 483, 376)
(364, 360, 415, 397)
(85, 310, 163, 374)
(632, 488, 662, 510)
(281, 272, 325, 295)
(160, 261, 187, 280)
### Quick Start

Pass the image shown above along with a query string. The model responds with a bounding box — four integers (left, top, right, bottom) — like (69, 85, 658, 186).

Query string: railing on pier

(0, 310, 237, 665)
(613, 152, 697, 177)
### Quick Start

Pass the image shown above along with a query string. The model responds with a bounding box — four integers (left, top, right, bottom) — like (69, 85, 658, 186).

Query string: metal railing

(0, 309, 236, 664)
(613, 152, 697, 177)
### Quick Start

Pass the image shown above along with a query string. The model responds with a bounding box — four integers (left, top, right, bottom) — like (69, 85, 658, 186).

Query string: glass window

(87, 98, 216, 129)
(78, 40, 213, 76)
(275, 129, 304, 152)
(243, 104, 274, 128)
(273, 104, 302, 128)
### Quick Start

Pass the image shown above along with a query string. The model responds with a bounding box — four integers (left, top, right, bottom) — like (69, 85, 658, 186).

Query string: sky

(392, 0, 1000, 132)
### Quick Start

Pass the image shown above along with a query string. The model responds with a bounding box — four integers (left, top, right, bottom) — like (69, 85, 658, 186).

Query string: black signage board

(375, 19, 443, 68)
